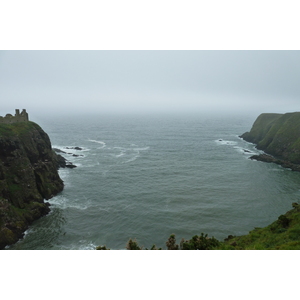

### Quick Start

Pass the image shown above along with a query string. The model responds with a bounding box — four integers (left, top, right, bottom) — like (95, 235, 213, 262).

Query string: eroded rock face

(0, 121, 64, 249)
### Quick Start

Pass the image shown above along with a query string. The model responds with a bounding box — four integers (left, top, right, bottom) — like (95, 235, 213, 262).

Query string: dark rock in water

(53, 148, 67, 154)
(250, 154, 300, 172)
(66, 146, 83, 151)
(55, 154, 77, 168)
(243, 149, 251, 153)
(66, 163, 77, 169)
(56, 154, 67, 168)
(0, 121, 64, 249)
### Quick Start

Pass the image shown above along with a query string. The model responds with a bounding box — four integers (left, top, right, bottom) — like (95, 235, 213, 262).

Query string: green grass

(219, 204, 300, 250)
(0, 121, 39, 137)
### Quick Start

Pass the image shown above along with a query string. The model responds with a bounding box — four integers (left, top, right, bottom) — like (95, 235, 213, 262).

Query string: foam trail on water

(215, 139, 238, 146)
(233, 146, 257, 155)
(133, 147, 150, 151)
(88, 140, 106, 148)
(48, 195, 90, 210)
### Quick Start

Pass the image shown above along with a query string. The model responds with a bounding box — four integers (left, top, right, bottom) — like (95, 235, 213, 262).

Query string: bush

(126, 238, 142, 250)
(166, 234, 179, 250)
(278, 215, 290, 228)
(96, 245, 110, 250)
(180, 233, 220, 250)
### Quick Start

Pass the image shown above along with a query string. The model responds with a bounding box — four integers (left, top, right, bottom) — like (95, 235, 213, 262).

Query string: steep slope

(241, 112, 300, 165)
(0, 121, 64, 249)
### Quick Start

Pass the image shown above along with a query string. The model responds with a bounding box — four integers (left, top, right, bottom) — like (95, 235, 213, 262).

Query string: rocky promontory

(240, 112, 300, 170)
(0, 121, 65, 249)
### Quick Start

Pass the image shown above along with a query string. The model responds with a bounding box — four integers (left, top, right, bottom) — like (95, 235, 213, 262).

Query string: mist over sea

(8, 113, 300, 250)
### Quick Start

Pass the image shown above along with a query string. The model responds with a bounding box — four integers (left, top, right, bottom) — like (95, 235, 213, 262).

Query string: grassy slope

(0, 121, 39, 137)
(217, 204, 300, 250)
(241, 112, 300, 164)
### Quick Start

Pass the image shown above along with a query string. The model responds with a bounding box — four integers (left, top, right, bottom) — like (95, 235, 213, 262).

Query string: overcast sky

(1, 51, 299, 117)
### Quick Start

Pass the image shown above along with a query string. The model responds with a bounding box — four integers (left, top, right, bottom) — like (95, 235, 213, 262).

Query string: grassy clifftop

(108, 203, 300, 250)
(0, 121, 64, 249)
(220, 203, 300, 249)
(241, 112, 300, 164)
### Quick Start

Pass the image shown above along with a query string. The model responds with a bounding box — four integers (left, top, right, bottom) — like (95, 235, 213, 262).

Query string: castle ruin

(0, 109, 29, 124)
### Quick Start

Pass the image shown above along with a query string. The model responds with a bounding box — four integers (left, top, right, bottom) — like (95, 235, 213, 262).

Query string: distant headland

(0, 109, 29, 124)
(240, 112, 300, 171)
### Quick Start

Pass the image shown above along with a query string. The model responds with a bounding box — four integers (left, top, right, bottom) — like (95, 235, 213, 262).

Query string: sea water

(8, 113, 300, 250)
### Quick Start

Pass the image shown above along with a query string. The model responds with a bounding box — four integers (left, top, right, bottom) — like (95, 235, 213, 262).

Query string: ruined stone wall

(0, 109, 29, 124)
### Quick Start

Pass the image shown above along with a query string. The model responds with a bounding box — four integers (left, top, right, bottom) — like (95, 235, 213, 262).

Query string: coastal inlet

(7, 114, 300, 250)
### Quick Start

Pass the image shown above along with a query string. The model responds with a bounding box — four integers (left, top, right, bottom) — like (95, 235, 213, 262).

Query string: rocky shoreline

(249, 154, 300, 172)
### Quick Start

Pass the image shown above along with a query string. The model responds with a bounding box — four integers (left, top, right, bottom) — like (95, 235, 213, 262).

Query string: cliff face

(241, 112, 300, 164)
(0, 121, 64, 249)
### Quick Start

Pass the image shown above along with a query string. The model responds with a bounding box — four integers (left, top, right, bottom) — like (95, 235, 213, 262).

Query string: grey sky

(1, 51, 299, 117)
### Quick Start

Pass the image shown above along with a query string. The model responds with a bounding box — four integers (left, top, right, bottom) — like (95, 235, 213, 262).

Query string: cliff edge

(240, 112, 300, 168)
(0, 121, 64, 249)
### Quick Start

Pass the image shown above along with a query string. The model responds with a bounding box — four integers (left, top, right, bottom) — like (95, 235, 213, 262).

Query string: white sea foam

(48, 195, 90, 210)
(133, 146, 150, 151)
(60, 242, 98, 250)
(112, 145, 149, 163)
(233, 146, 257, 155)
(58, 169, 70, 181)
(116, 151, 126, 158)
(78, 242, 98, 250)
(88, 139, 106, 149)
(122, 155, 139, 164)
(215, 139, 238, 146)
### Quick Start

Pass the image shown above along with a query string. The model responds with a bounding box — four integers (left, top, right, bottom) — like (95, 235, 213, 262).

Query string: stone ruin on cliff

(0, 109, 29, 124)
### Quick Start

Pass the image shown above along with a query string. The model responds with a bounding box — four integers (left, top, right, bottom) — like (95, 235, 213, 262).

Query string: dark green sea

(8, 113, 300, 249)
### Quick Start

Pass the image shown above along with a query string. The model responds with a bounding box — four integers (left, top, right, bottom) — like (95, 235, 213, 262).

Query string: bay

(8, 113, 300, 249)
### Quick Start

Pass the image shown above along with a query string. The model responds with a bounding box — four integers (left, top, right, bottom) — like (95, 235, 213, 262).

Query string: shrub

(278, 215, 290, 228)
(126, 238, 142, 250)
(180, 233, 220, 250)
(96, 245, 110, 250)
(166, 234, 179, 250)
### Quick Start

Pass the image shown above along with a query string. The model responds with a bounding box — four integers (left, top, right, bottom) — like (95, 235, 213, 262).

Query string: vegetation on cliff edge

(96, 203, 300, 250)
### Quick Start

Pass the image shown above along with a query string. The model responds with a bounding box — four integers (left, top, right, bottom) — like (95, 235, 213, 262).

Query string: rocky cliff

(241, 112, 300, 169)
(0, 121, 64, 249)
